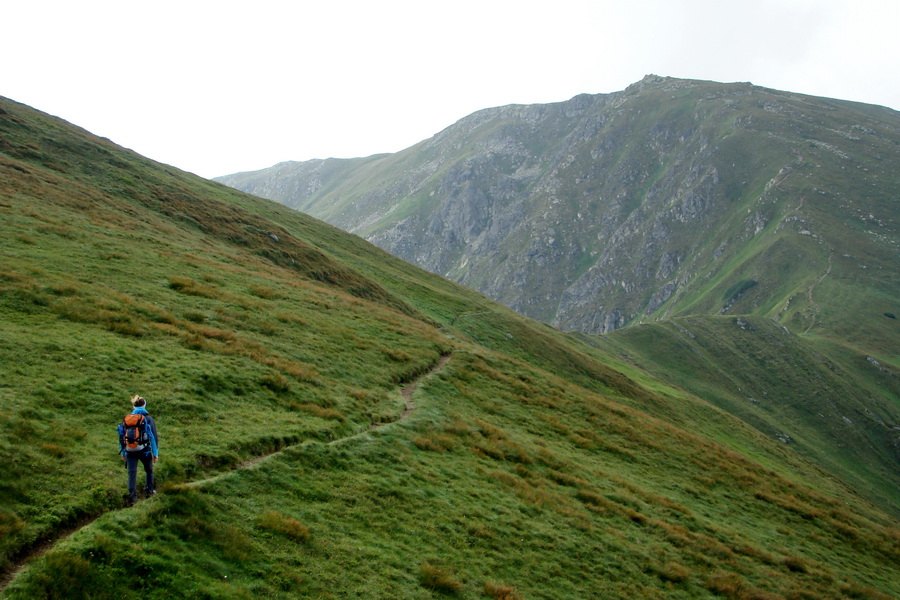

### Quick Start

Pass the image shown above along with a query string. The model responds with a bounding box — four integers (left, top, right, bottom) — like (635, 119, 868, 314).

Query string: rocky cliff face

(216, 76, 899, 351)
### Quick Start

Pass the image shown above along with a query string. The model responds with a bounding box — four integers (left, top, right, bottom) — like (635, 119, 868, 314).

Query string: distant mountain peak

(217, 76, 899, 356)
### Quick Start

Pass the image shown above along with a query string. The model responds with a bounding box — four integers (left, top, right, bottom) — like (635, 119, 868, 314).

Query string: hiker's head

(131, 395, 146, 408)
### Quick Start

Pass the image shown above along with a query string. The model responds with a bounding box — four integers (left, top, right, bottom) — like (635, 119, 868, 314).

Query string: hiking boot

(127, 493, 138, 506)
(144, 489, 157, 499)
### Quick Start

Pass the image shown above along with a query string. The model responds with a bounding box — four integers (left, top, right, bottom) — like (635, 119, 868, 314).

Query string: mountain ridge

(216, 76, 899, 362)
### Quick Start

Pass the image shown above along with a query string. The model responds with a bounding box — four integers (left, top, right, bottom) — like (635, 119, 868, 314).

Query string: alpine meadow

(0, 81, 898, 600)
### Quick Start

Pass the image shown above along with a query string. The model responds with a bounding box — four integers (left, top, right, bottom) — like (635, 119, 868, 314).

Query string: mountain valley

(0, 85, 898, 599)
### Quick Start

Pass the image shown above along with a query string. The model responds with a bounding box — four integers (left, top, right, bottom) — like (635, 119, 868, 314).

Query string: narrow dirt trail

(0, 517, 94, 594)
(802, 250, 834, 335)
(379, 353, 451, 427)
(0, 353, 452, 595)
(191, 352, 451, 481)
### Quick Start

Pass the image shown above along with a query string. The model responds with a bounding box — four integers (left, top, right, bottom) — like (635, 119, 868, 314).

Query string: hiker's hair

(131, 395, 146, 407)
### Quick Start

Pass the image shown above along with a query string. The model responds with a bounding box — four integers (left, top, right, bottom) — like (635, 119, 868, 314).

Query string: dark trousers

(126, 451, 154, 500)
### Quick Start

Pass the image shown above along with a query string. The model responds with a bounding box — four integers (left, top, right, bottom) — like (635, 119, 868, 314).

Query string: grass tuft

(413, 433, 457, 452)
(289, 402, 345, 421)
(17, 552, 99, 600)
(782, 555, 809, 573)
(654, 561, 692, 583)
(839, 582, 895, 600)
(419, 563, 464, 594)
(168, 276, 219, 298)
(0, 510, 25, 539)
(249, 284, 281, 299)
(261, 372, 292, 394)
(484, 581, 524, 600)
(257, 511, 311, 542)
(40, 443, 67, 457)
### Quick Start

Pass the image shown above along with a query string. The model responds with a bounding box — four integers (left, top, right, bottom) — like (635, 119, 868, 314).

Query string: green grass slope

(586, 316, 900, 515)
(1, 97, 898, 599)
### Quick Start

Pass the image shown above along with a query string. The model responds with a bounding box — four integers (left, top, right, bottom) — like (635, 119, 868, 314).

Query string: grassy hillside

(583, 317, 900, 514)
(1, 97, 898, 599)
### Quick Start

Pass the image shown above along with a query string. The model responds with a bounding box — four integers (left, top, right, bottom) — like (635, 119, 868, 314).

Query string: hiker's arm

(150, 417, 159, 462)
(117, 423, 125, 460)
(148, 426, 159, 459)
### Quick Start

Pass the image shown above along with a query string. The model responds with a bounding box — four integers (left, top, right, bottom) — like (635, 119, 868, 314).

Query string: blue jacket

(118, 407, 159, 457)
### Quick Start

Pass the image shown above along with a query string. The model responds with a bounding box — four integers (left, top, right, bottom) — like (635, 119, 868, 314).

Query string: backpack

(122, 413, 149, 452)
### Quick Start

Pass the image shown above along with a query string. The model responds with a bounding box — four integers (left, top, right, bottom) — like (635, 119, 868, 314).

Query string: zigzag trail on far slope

(0, 353, 453, 595)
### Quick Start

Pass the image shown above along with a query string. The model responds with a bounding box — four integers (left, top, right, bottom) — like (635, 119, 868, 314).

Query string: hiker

(118, 394, 159, 505)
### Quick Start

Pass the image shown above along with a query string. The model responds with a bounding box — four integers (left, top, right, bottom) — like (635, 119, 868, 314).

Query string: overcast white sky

(3, 0, 898, 179)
